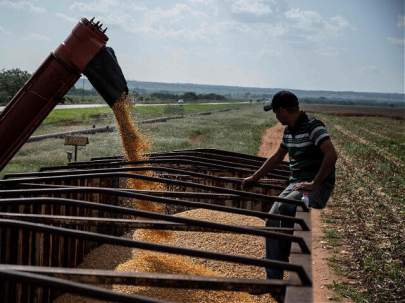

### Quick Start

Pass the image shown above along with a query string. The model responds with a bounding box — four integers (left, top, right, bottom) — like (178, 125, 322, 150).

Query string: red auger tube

(0, 18, 108, 171)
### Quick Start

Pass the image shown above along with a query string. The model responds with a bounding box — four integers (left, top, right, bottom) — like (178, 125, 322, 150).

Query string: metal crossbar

(0, 148, 312, 303)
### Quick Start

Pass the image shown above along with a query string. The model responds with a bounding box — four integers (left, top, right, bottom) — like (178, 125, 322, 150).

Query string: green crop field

(2, 103, 274, 176)
(35, 103, 244, 134)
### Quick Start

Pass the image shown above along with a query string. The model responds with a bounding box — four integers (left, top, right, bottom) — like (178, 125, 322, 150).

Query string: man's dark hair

(264, 90, 299, 112)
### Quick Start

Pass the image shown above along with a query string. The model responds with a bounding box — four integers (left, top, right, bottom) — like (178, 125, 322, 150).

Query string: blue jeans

(265, 180, 334, 279)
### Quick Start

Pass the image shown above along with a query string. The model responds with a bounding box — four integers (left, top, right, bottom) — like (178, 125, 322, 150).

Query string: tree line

(0, 69, 31, 105)
(150, 91, 226, 101)
(0, 69, 100, 105)
(0, 68, 227, 105)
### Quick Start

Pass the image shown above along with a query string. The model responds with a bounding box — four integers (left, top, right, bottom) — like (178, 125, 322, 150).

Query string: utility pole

(82, 76, 85, 101)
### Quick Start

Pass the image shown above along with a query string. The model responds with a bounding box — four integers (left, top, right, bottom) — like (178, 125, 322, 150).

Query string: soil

(257, 123, 286, 159)
(258, 123, 352, 302)
(189, 133, 205, 145)
(302, 104, 405, 120)
(311, 208, 352, 302)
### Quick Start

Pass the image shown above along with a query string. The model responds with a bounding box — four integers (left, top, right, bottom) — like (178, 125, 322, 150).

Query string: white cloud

(64, 1, 350, 49)
(65, 0, 288, 42)
(387, 36, 405, 46)
(147, 3, 194, 20)
(189, 0, 213, 5)
(258, 48, 281, 58)
(315, 46, 341, 57)
(398, 15, 405, 27)
(69, 1, 216, 42)
(329, 15, 352, 32)
(361, 65, 382, 75)
(70, 0, 116, 14)
(231, 0, 273, 16)
(285, 8, 324, 31)
(285, 8, 350, 34)
(23, 33, 50, 42)
(70, 0, 145, 14)
(227, 0, 288, 23)
(55, 12, 77, 24)
(0, 0, 46, 13)
(0, 25, 11, 35)
(284, 8, 352, 43)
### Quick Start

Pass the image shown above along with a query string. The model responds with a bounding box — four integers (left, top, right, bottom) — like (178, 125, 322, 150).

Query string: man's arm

(241, 146, 287, 189)
(294, 138, 338, 191)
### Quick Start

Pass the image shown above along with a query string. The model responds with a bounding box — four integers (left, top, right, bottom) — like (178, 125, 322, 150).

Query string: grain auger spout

(0, 17, 128, 171)
(83, 46, 128, 108)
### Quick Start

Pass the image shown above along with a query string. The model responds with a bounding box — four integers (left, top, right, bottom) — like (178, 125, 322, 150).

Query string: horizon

(123, 78, 405, 95)
(78, 78, 405, 96)
(1, 0, 404, 94)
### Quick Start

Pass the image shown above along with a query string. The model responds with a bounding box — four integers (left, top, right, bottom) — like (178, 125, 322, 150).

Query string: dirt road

(257, 123, 285, 157)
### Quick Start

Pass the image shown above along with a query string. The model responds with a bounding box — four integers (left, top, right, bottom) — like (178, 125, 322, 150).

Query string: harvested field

(356, 127, 392, 141)
(334, 124, 404, 168)
(316, 113, 404, 302)
(302, 104, 405, 120)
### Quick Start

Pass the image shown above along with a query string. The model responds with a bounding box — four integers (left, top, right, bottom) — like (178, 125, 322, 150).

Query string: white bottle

(301, 192, 310, 207)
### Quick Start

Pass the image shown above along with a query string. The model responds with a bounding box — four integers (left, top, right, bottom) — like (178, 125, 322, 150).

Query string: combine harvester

(0, 18, 312, 303)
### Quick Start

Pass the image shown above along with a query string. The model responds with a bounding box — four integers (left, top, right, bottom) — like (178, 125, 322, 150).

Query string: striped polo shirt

(280, 112, 335, 183)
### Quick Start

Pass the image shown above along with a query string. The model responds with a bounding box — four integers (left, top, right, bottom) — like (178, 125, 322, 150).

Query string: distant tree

(197, 93, 226, 100)
(67, 87, 97, 96)
(180, 92, 198, 101)
(151, 92, 177, 100)
(0, 68, 31, 105)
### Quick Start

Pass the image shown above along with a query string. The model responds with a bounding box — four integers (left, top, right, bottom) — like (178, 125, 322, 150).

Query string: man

(241, 90, 338, 279)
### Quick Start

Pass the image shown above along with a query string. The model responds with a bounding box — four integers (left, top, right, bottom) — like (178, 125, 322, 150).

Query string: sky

(0, 0, 404, 93)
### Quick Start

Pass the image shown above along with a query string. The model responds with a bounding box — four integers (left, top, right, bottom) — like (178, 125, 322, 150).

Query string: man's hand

(240, 146, 287, 191)
(241, 175, 257, 190)
(293, 181, 319, 191)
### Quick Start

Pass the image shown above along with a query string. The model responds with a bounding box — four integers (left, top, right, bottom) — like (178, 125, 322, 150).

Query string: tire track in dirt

(334, 124, 404, 168)
(358, 127, 393, 141)
(258, 123, 349, 302)
(257, 123, 286, 158)
(189, 133, 205, 145)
